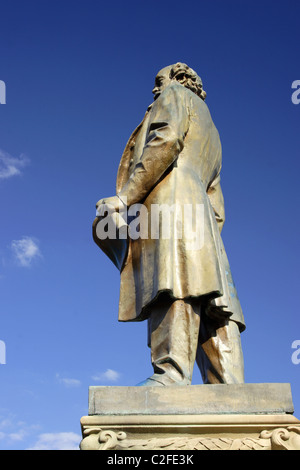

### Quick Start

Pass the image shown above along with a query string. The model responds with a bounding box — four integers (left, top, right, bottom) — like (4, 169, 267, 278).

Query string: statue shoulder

(152, 82, 189, 112)
(163, 82, 187, 98)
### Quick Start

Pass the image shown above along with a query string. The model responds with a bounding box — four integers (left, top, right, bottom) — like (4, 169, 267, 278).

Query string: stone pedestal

(80, 383, 300, 450)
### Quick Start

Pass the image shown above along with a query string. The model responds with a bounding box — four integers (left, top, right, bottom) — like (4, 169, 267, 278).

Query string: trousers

(146, 296, 244, 385)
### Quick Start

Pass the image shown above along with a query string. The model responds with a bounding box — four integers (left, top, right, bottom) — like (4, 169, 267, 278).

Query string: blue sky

(0, 0, 299, 450)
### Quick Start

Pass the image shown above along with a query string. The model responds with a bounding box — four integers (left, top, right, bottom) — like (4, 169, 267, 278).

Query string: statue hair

(170, 63, 207, 101)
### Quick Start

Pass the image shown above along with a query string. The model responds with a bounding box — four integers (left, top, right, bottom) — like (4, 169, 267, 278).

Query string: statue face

(152, 66, 172, 100)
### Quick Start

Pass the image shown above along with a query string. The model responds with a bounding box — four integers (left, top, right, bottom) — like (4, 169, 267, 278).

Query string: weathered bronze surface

(94, 63, 245, 386)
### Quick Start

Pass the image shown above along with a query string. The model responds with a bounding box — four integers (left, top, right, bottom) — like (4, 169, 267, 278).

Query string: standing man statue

(94, 63, 245, 387)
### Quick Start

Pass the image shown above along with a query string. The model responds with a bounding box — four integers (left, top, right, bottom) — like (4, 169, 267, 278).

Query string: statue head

(152, 63, 206, 101)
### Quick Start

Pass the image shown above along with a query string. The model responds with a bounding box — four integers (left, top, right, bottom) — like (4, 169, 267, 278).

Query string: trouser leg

(196, 316, 244, 384)
(145, 297, 201, 386)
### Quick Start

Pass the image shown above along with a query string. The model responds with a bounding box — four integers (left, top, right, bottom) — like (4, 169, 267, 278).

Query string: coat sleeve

(118, 84, 189, 206)
(207, 175, 225, 233)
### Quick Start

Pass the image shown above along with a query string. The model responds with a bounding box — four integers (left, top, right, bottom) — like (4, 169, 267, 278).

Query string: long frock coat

(94, 82, 245, 332)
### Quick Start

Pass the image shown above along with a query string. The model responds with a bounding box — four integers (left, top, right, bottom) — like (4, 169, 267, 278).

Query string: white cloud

(0, 412, 80, 450)
(11, 236, 42, 267)
(8, 429, 28, 442)
(0, 413, 41, 446)
(0, 149, 30, 180)
(92, 369, 121, 383)
(56, 374, 81, 388)
(27, 432, 81, 450)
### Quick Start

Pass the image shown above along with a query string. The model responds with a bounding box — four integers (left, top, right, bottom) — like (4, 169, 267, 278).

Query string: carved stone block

(80, 384, 300, 451)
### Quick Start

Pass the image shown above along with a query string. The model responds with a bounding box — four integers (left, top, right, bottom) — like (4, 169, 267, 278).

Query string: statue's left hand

(96, 196, 126, 216)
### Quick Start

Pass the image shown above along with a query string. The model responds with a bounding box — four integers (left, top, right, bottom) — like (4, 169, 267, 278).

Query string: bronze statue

(94, 63, 245, 386)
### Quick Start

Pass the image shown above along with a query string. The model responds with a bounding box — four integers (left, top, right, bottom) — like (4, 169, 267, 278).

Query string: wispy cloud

(11, 236, 42, 267)
(56, 374, 81, 388)
(27, 432, 81, 450)
(91, 369, 121, 383)
(8, 428, 29, 442)
(0, 149, 30, 180)
(0, 413, 41, 445)
(0, 412, 79, 450)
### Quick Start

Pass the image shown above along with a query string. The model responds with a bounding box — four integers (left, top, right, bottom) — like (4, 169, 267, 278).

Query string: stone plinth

(88, 383, 294, 416)
(80, 383, 300, 450)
